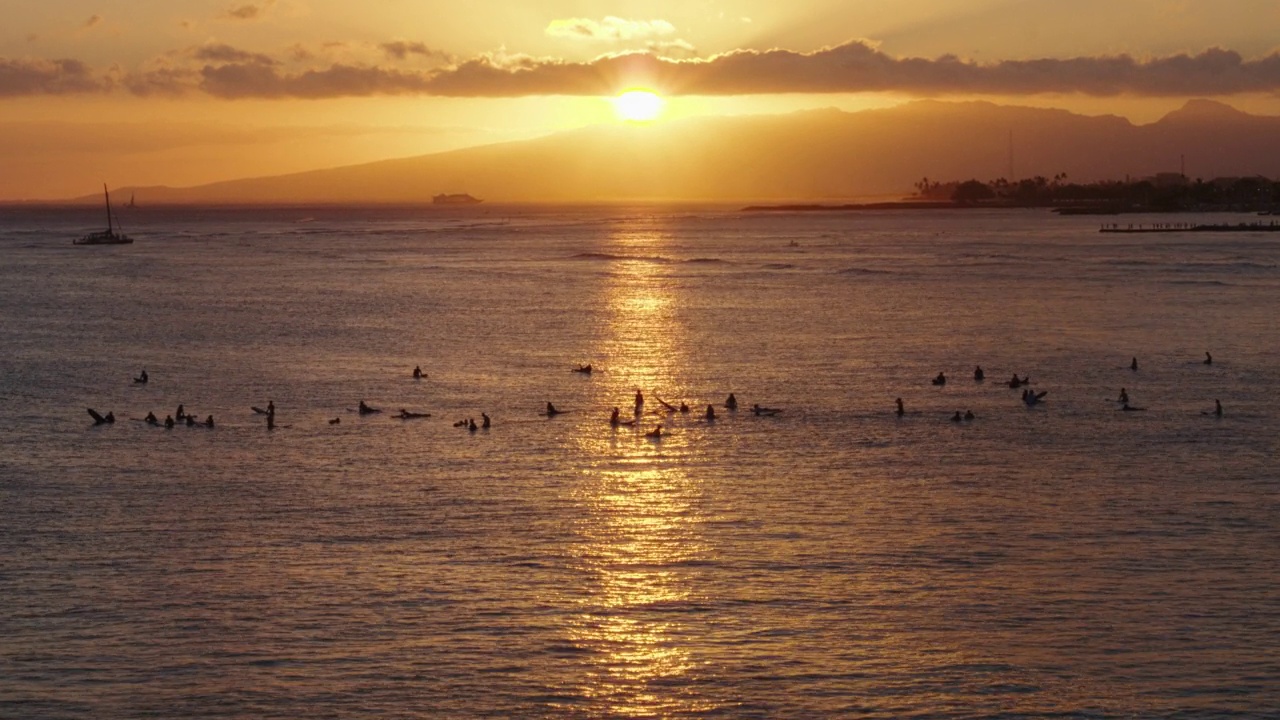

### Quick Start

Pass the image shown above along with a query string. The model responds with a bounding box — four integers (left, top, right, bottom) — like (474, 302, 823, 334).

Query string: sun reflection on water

(558, 220, 717, 716)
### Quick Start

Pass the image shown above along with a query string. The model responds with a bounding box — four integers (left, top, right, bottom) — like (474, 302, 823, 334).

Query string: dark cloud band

(6, 41, 1280, 99)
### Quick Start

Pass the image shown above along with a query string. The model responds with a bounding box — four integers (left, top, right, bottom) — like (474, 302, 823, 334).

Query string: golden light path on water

(561, 221, 716, 716)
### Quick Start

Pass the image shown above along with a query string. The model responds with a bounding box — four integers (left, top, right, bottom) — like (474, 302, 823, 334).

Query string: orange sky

(5, 0, 1280, 199)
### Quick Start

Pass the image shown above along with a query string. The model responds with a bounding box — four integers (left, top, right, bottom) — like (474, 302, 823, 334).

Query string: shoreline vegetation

(746, 174, 1280, 215)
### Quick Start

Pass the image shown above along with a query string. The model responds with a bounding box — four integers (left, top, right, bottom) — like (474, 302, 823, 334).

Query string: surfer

(974, 366, 984, 381)
(610, 407, 621, 426)
(964, 409, 975, 420)
(725, 393, 738, 410)
(482, 413, 490, 429)
(186, 414, 195, 427)
(1131, 357, 1139, 371)
(165, 415, 175, 429)
(932, 372, 946, 386)
(680, 402, 689, 413)
(951, 411, 962, 422)
(546, 402, 563, 416)
(1118, 388, 1129, 403)
(1008, 374, 1025, 388)
(134, 369, 148, 384)
(646, 424, 663, 438)
(358, 400, 379, 415)
(895, 398, 905, 417)
(145, 411, 158, 425)
(634, 389, 645, 410)
(267, 401, 275, 415)
(1204, 352, 1213, 366)
(176, 404, 185, 420)
(413, 365, 423, 379)
(329, 417, 340, 425)
(573, 364, 592, 374)
(705, 405, 716, 421)
(205, 415, 215, 428)
(468, 418, 477, 432)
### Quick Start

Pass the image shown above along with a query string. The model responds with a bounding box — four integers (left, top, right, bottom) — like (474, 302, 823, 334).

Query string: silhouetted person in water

(951, 411, 962, 422)
(135, 369, 148, 384)
(964, 410, 975, 420)
(1131, 357, 1139, 371)
(329, 417, 340, 425)
(468, 418, 477, 432)
(646, 424, 663, 438)
(680, 402, 690, 413)
(634, 389, 644, 410)
(482, 413, 490, 429)
(186, 414, 195, 427)
(267, 401, 275, 415)
(145, 412, 158, 425)
(932, 372, 947, 386)
(705, 405, 716, 421)
(896, 398, 904, 417)
(1204, 352, 1213, 365)
(1119, 388, 1129, 403)
(165, 415, 175, 429)
(974, 366, 984, 381)
(267, 412, 275, 430)
(725, 393, 738, 410)
(205, 415, 215, 428)
(546, 402, 562, 416)
(413, 365, 423, 379)
(610, 407, 621, 426)
(176, 404, 185, 420)
(1213, 399, 1223, 417)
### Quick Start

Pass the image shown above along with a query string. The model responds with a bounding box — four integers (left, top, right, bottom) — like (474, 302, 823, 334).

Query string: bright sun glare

(613, 90, 665, 122)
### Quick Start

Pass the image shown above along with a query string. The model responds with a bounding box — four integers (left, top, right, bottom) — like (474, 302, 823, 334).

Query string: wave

(836, 266, 893, 275)
(569, 252, 730, 265)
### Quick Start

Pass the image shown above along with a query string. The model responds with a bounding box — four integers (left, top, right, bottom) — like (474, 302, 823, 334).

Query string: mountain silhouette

(79, 100, 1280, 204)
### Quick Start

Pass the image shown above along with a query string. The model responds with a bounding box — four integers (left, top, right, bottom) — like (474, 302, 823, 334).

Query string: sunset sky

(5, 0, 1280, 199)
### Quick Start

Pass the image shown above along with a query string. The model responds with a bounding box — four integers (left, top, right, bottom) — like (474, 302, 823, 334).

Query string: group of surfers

(912, 355, 1223, 419)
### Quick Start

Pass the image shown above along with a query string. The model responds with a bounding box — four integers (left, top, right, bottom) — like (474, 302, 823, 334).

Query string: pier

(1100, 221, 1280, 233)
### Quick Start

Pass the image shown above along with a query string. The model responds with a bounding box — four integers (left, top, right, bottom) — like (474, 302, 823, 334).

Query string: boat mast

(103, 184, 113, 233)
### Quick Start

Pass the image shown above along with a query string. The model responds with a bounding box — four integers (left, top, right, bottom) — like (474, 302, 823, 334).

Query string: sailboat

(74, 184, 133, 245)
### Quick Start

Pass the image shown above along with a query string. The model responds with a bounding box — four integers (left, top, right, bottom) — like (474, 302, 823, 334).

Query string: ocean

(1, 205, 1277, 718)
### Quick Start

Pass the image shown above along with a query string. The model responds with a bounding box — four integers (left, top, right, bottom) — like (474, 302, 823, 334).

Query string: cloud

(380, 41, 451, 62)
(192, 43, 276, 65)
(546, 17, 676, 43)
(223, 1, 273, 21)
(197, 62, 435, 98)
(11, 41, 1280, 100)
(0, 57, 109, 97)
(416, 41, 1280, 98)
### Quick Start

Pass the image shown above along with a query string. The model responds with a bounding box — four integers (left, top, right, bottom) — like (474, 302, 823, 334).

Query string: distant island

(432, 193, 483, 205)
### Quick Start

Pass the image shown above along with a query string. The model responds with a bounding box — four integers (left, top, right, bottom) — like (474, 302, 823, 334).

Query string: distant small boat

(74, 184, 133, 245)
(433, 193, 483, 205)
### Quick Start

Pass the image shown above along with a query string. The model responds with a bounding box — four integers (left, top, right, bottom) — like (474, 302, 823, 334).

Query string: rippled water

(1, 206, 1277, 718)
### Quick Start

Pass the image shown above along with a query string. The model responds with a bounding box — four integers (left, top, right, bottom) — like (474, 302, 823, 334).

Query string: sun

(613, 90, 665, 122)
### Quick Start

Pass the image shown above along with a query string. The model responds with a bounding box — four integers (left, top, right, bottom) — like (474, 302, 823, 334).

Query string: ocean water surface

(1, 205, 1277, 718)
